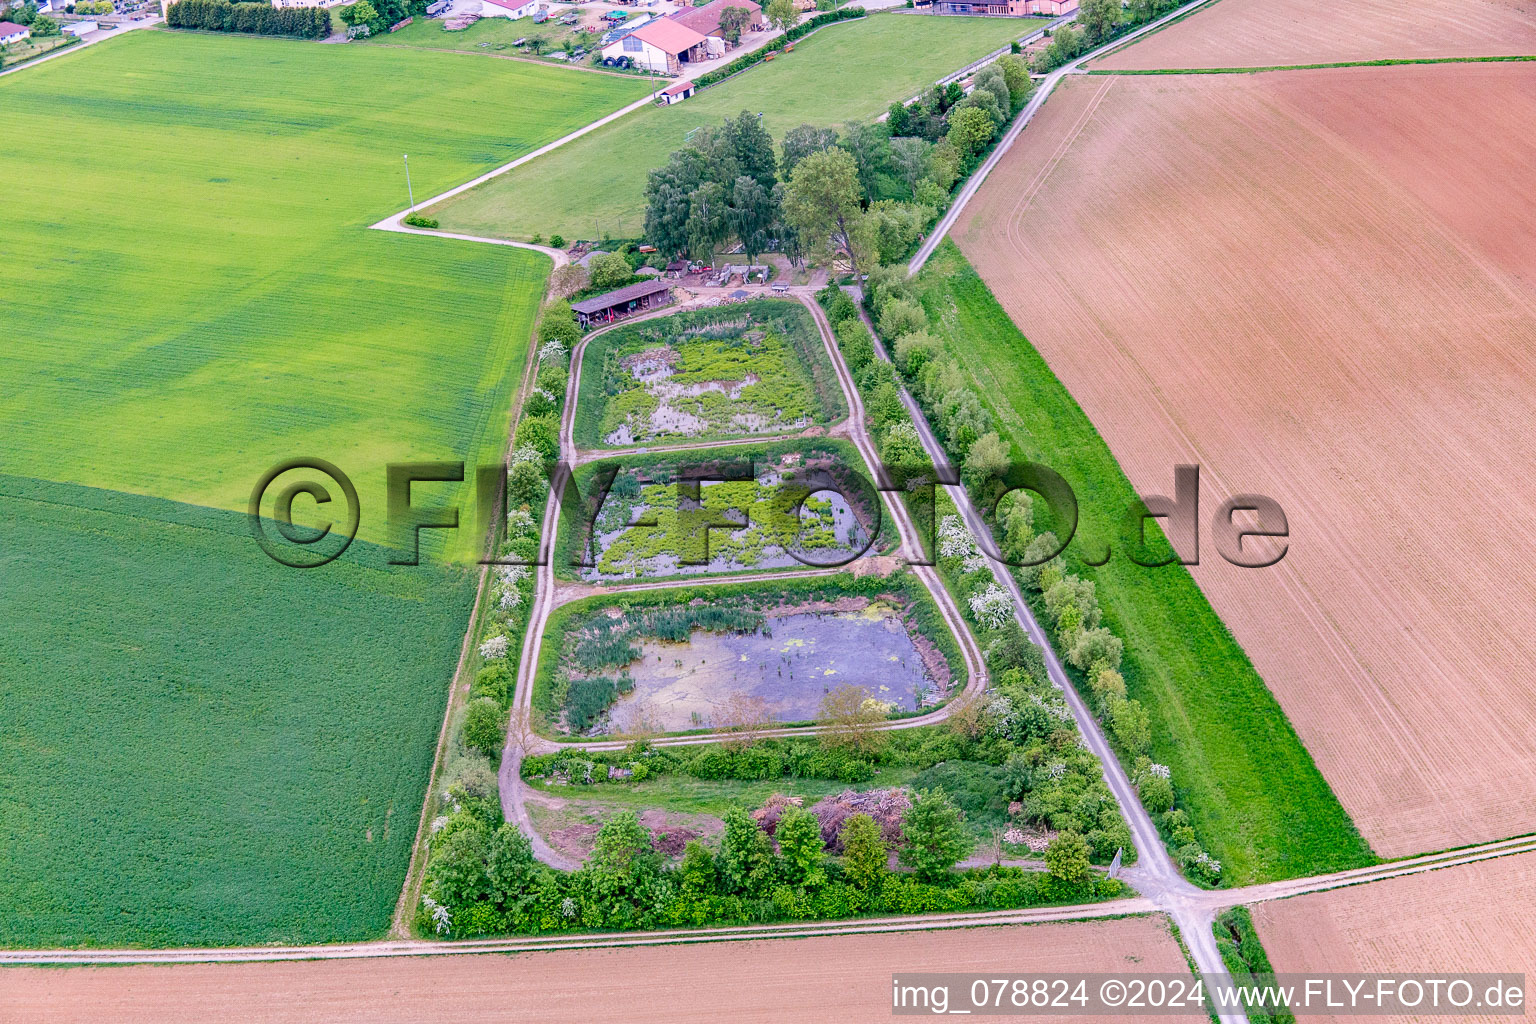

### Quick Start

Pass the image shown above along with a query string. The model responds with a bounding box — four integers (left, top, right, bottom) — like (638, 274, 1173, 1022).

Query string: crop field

(1254, 851, 1536, 1022)
(0, 918, 1194, 1023)
(954, 66, 1536, 858)
(908, 244, 1370, 887)
(0, 478, 476, 947)
(576, 300, 845, 450)
(1095, 0, 1536, 69)
(0, 32, 644, 948)
(426, 12, 1029, 241)
(0, 30, 645, 556)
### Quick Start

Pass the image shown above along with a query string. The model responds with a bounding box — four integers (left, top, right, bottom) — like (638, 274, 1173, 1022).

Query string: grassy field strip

(428, 13, 1032, 242)
(912, 245, 1373, 885)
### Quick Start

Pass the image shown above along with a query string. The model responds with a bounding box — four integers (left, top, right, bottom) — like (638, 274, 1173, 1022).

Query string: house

(571, 280, 674, 328)
(600, 17, 709, 74)
(62, 19, 98, 35)
(659, 79, 695, 104)
(667, 0, 761, 42)
(0, 21, 30, 44)
(479, 0, 541, 18)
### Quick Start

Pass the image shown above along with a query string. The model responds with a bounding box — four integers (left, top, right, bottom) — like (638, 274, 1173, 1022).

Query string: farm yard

(0, 30, 645, 948)
(953, 64, 1536, 859)
(0, 918, 1195, 1023)
(1254, 851, 1536, 1021)
(1093, 0, 1536, 69)
(575, 300, 846, 450)
(425, 12, 1030, 242)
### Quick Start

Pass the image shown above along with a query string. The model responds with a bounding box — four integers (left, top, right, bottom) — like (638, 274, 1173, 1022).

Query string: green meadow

(0, 31, 645, 947)
(0, 30, 646, 557)
(914, 243, 1374, 885)
(429, 12, 1028, 241)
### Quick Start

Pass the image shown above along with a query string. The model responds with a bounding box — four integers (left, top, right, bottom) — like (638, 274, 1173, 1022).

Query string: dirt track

(1254, 850, 1536, 1024)
(954, 65, 1536, 858)
(0, 918, 1190, 1024)
(1094, 0, 1536, 69)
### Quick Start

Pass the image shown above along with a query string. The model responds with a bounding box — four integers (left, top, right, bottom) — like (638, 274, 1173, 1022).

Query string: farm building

(62, 19, 98, 34)
(659, 79, 695, 104)
(667, 0, 762, 41)
(571, 280, 674, 327)
(600, 17, 712, 73)
(600, 12, 650, 44)
(478, 0, 542, 18)
(0, 20, 31, 43)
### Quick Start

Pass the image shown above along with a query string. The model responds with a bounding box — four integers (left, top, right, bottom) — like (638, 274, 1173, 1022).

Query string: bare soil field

(0, 918, 1189, 1024)
(954, 65, 1536, 858)
(1254, 851, 1536, 1022)
(1095, 0, 1536, 69)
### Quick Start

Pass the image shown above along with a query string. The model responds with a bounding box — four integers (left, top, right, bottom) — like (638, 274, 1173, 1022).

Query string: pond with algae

(603, 601, 937, 735)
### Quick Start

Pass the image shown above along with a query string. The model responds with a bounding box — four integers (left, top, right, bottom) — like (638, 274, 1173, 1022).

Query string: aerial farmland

(5, 0, 1536, 1017)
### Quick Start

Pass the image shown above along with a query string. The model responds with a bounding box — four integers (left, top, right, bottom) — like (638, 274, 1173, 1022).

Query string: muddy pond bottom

(602, 606, 934, 734)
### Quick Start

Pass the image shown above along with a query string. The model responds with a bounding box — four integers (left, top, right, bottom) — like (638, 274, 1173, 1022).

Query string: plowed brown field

(0, 919, 1189, 1024)
(955, 65, 1536, 858)
(1254, 851, 1536, 1023)
(1095, 0, 1536, 69)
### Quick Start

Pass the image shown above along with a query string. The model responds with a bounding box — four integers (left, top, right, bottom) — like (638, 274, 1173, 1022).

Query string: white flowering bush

(968, 582, 1013, 630)
(961, 550, 990, 575)
(508, 444, 544, 467)
(560, 897, 578, 920)
(498, 586, 523, 611)
(535, 386, 558, 405)
(479, 635, 509, 660)
(1148, 763, 1171, 779)
(506, 508, 536, 538)
(539, 338, 567, 365)
(421, 894, 452, 935)
(938, 514, 974, 560)
(429, 814, 449, 835)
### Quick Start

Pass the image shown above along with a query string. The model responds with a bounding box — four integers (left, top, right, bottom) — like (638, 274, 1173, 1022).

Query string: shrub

(463, 698, 508, 760)
(403, 213, 439, 229)
(549, 234, 566, 248)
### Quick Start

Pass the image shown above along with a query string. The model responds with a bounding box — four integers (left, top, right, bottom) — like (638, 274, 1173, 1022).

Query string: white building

(478, 0, 541, 18)
(599, 17, 710, 74)
(62, 19, 97, 35)
(0, 21, 30, 45)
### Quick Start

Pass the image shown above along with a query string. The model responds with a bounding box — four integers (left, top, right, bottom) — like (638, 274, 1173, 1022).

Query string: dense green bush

(167, 0, 330, 38)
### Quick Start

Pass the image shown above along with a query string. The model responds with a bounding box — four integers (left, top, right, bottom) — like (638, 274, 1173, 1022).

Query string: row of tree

(166, 0, 330, 38)
(1032, 0, 1189, 73)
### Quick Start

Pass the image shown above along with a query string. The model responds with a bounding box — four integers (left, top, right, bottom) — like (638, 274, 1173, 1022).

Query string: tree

(718, 807, 775, 895)
(973, 64, 1011, 117)
(486, 823, 537, 903)
(765, 0, 795, 31)
(679, 839, 716, 892)
(877, 297, 926, 339)
(425, 820, 492, 910)
(946, 106, 996, 159)
(724, 109, 777, 189)
(719, 691, 773, 752)
(1108, 696, 1152, 754)
(964, 431, 1010, 487)
(818, 684, 888, 756)
(840, 121, 891, 202)
(783, 147, 871, 276)
(926, 140, 962, 190)
(997, 54, 1034, 108)
(776, 805, 826, 887)
(727, 174, 774, 265)
(589, 251, 634, 290)
(29, 12, 57, 34)
(878, 422, 928, 483)
(838, 813, 887, 888)
(779, 123, 838, 179)
(339, 0, 375, 25)
(1045, 829, 1092, 885)
(686, 179, 731, 263)
(463, 697, 507, 760)
(899, 789, 972, 882)
(889, 136, 932, 198)
(1077, 0, 1121, 46)
(717, 3, 751, 44)
(592, 810, 660, 880)
(887, 101, 913, 138)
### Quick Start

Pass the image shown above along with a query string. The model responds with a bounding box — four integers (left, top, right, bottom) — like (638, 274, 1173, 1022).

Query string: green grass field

(0, 478, 477, 947)
(914, 243, 1374, 885)
(0, 30, 646, 557)
(0, 31, 646, 947)
(428, 12, 1028, 241)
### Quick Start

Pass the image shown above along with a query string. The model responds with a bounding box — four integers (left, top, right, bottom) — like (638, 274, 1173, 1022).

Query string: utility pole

(403, 154, 415, 211)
